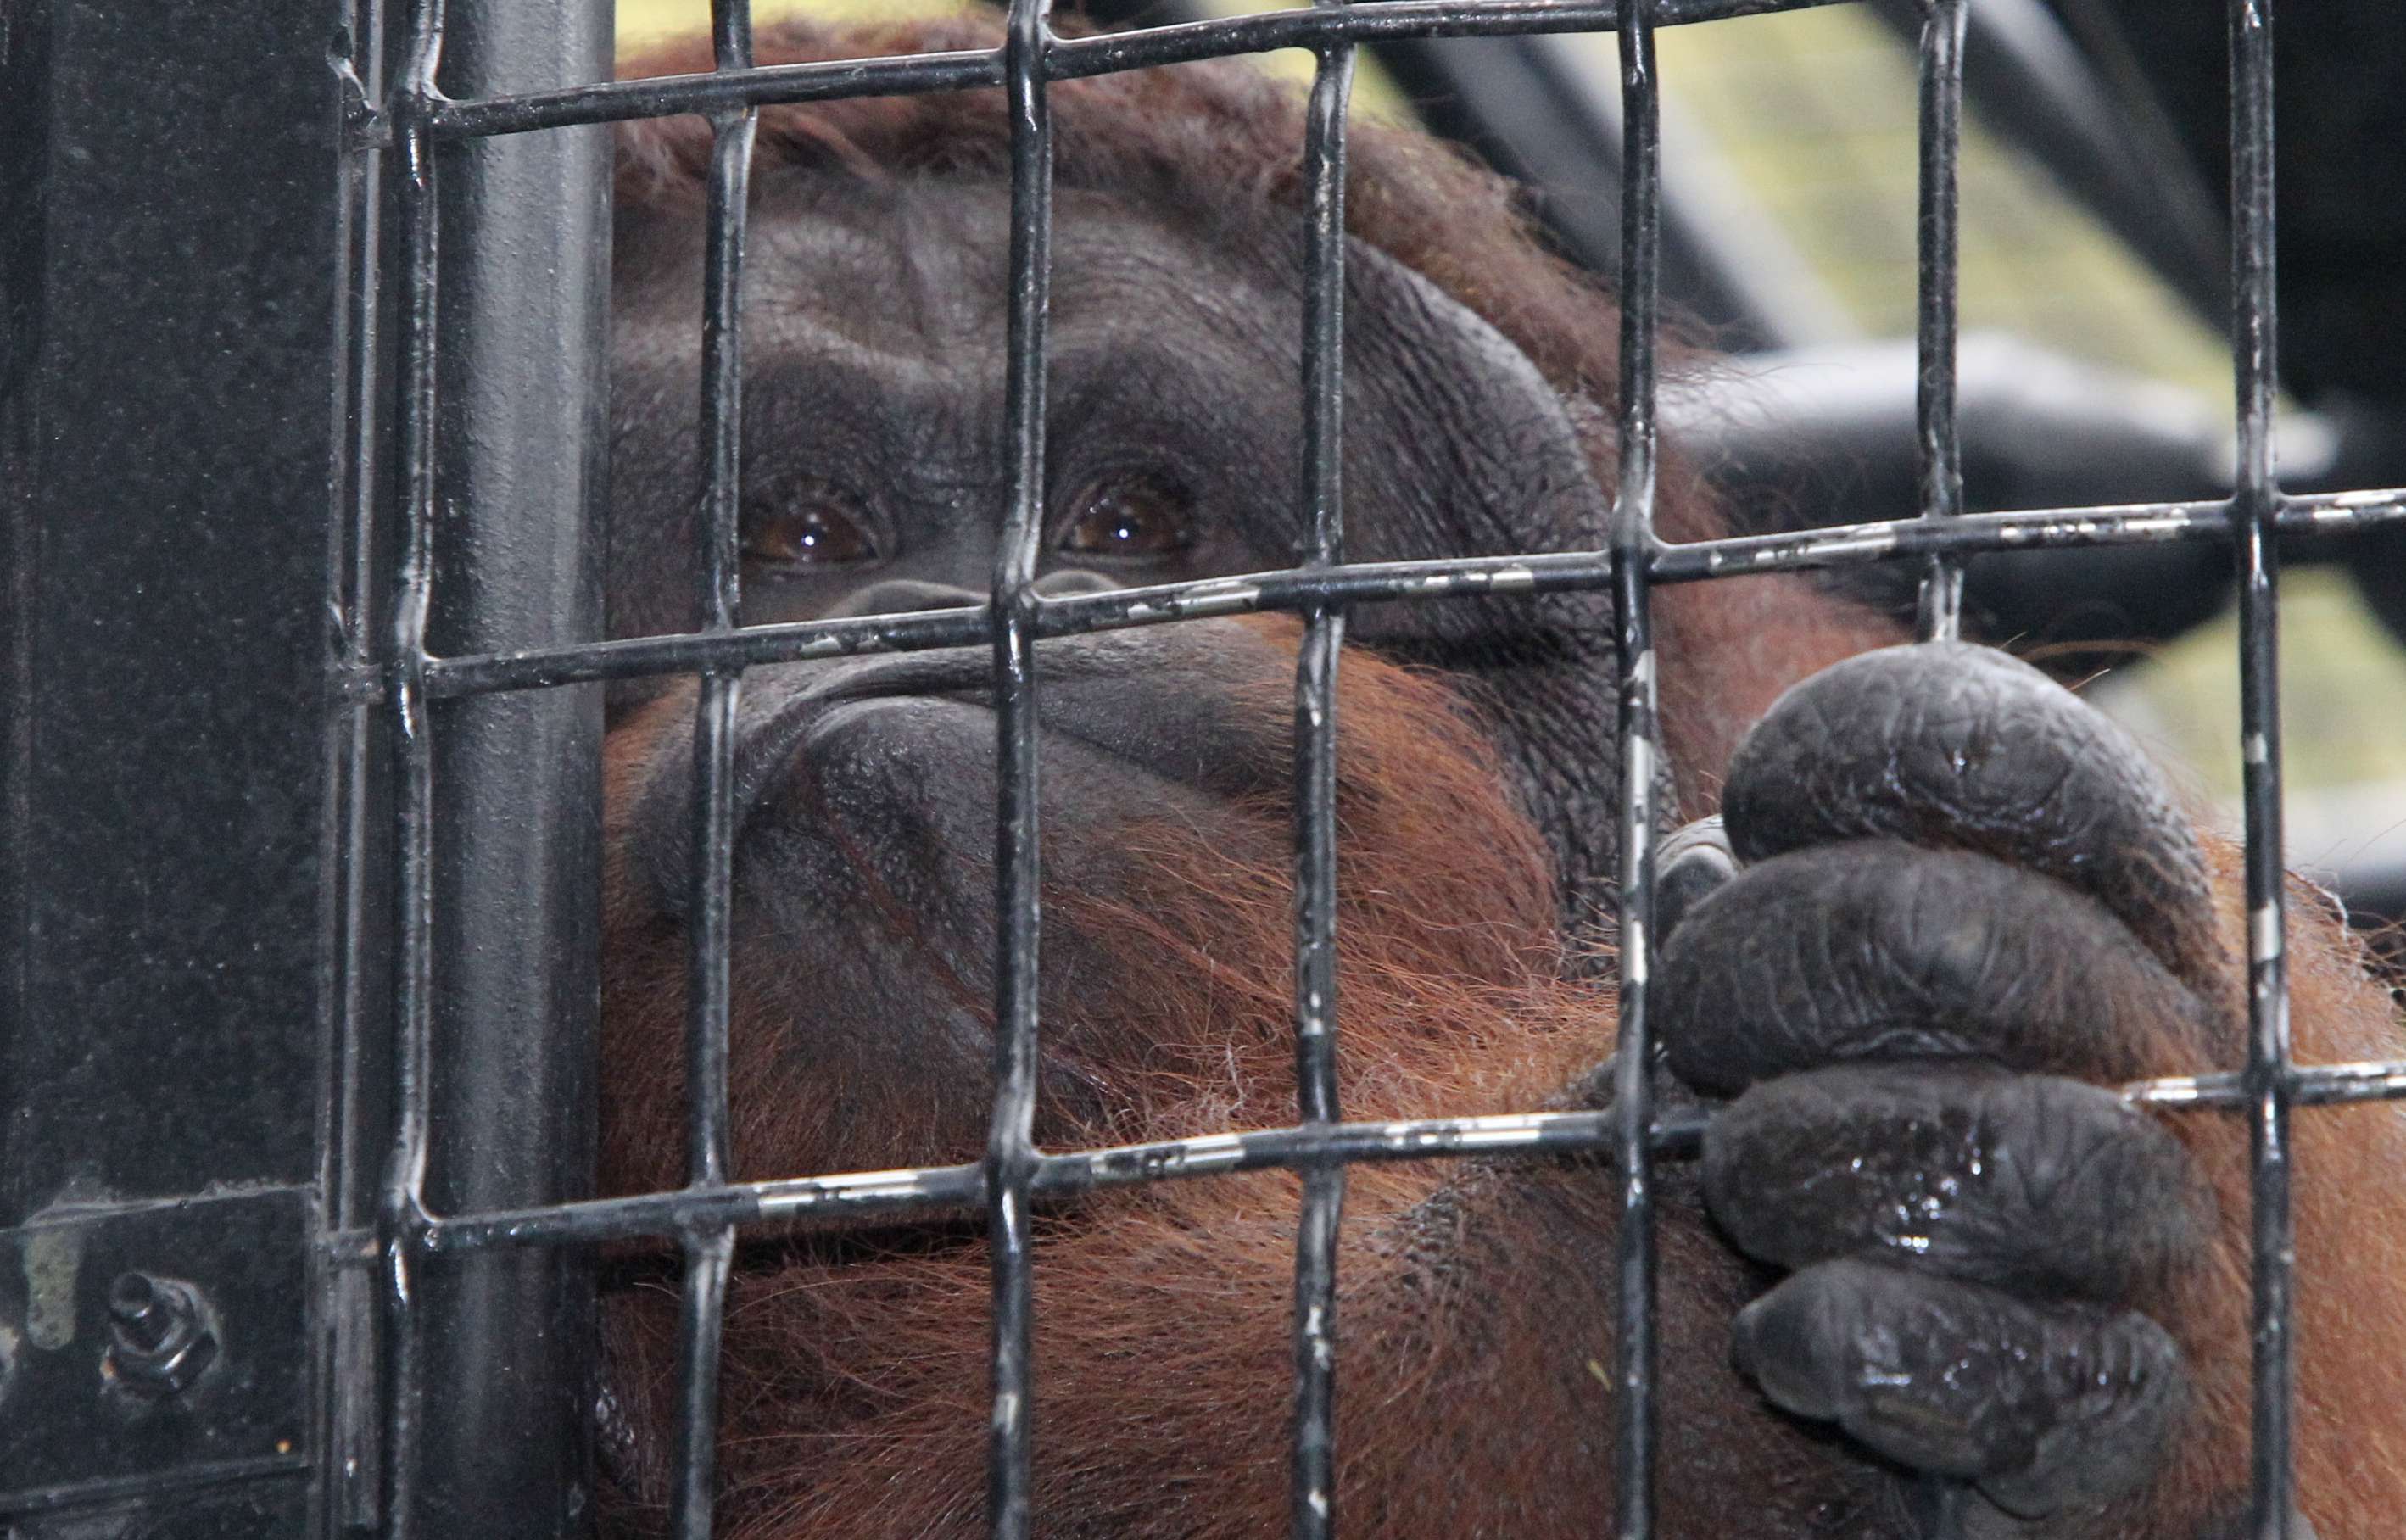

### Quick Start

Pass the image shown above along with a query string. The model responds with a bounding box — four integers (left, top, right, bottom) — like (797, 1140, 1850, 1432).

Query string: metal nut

(104, 1271, 217, 1398)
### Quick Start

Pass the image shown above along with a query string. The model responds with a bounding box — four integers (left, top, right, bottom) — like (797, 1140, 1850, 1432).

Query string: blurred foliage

(2089, 566, 2406, 804)
(1637, 6, 2232, 396)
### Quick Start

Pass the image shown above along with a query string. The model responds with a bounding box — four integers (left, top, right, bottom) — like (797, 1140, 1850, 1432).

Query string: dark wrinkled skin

(1664, 642, 2231, 1532)
(1720, 644, 2222, 990)
(606, 170, 1615, 1165)
(1733, 1259, 2184, 1517)
(618, 617, 1318, 1161)
(1705, 1063, 2209, 1303)
(603, 167, 2236, 1532)
(610, 174, 1620, 914)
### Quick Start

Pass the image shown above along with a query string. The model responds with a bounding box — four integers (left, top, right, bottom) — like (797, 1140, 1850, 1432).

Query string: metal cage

(4, 1, 2404, 1537)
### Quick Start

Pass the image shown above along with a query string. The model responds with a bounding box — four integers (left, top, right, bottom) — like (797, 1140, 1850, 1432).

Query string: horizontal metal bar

(429, 0, 1851, 141)
(409, 487, 2406, 700)
(422, 1107, 1710, 1253)
(1651, 488, 2406, 582)
(418, 1053, 2406, 1260)
(0, 1451, 314, 1520)
(2127, 1060, 2406, 1110)
(2285, 485, 2406, 528)
(416, 1054, 2406, 1256)
(421, 550, 1616, 696)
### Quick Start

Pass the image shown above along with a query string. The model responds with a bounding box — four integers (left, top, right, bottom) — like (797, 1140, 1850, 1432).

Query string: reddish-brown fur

(599, 20, 2406, 1537)
(600, 620, 1840, 1536)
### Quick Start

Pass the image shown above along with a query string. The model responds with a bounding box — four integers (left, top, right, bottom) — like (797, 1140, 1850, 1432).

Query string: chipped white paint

(2115, 514, 2197, 537)
(2124, 1074, 2221, 1107)
(1305, 1304, 1333, 1367)
(1793, 530, 1899, 561)
(2246, 733, 2270, 766)
(2251, 903, 2284, 961)
(1371, 1113, 1565, 1152)
(1623, 733, 1655, 800)
(758, 1165, 952, 1219)
(1115, 1134, 1247, 1177)
(1623, 918, 1648, 985)
(1204, 582, 1262, 611)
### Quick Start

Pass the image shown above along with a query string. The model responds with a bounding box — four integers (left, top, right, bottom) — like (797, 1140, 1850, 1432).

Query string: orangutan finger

(1721, 641, 2220, 993)
(1703, 1062, 2213, 1305)
(1658, 840, 2221, 1093)
(1732, 1258, 2185, 1518)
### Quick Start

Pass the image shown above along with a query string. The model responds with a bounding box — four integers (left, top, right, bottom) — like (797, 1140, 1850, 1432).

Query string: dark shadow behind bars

(5, 2, 2406, 1539)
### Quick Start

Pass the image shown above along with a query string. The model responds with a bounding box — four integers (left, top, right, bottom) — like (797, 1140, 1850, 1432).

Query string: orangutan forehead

(619, 169, 1589, 503)
(722, 176, 1287, 356)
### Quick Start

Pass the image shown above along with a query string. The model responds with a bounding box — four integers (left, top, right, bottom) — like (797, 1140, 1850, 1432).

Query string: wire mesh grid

(362, 1, 2406, 1537)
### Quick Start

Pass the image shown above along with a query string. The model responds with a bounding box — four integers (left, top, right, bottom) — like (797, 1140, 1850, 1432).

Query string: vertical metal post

(989, 6, 1057, 1537)
(668, 3, 756, 1536)
(415, 4, 613, 1536)
(1290, 10, 1355, 1537)
(329, 3, 398, 1525)
(2228, 2, 2295, 1536)
(381, 0, 613, 1534)
(1913, 0, 1968, 646)
(1910, 4, 1968, 1528)
(1610, 2, 1663, 1534)
(379, 0, 448, 1526)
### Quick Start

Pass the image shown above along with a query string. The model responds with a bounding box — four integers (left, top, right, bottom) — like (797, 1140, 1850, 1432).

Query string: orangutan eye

(1059, 475, 1197, 561)
(744, 498, 879, 568)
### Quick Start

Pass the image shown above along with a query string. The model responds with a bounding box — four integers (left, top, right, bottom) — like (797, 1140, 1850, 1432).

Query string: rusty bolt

(105, 1272, 217, 1397)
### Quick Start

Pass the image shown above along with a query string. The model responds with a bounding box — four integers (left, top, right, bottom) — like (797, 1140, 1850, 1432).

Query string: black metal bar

(1611, 0, 1664, 1532)
(1909, 3, 1968, 1526)
(423, 1108, 1716, 1254)
(988, 6, 1056, 1537)
(411, 1041, 2406, 1256)
(1290, 15, 1355, 1535)
(1374, 29, 1832, 352)
(667, 1229, 735, 1540)
(685, 33, 756, 1216)
(1909, 1474, 1971, 1538)
(378, 2, 447, 1532)
(2228, 2, 2296, 1535)
(2130, 1063, 2406, 1110)
(1913, 0, 1968, 646)
(669, 6, 756, 1535)
(330, 6, 394, 1523)
(1865, 0, 2230, 332)
(410, 487, 2406, 700)
(409, 0, 613, 1532)
(430, 0, 1855, 142)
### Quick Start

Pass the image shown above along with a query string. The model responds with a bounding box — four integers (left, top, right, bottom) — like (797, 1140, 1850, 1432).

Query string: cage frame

(7, 0, 2406, 1537)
